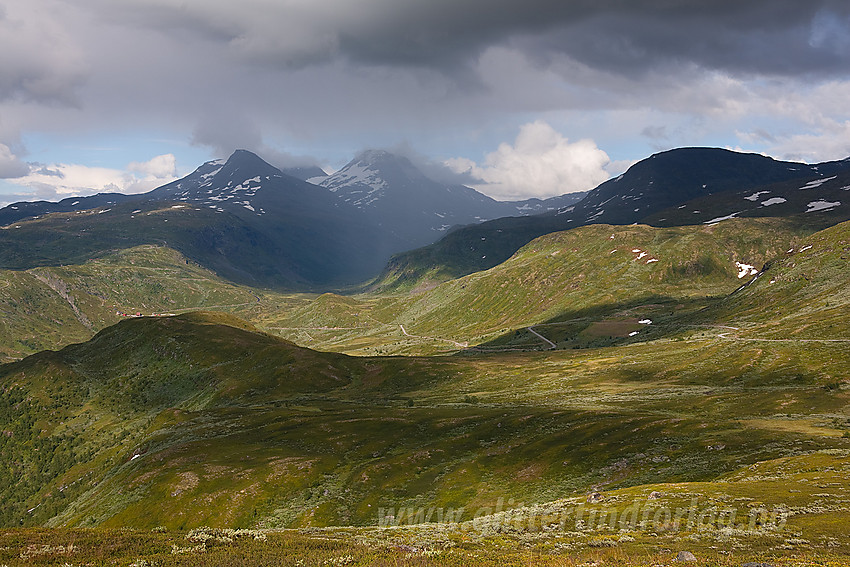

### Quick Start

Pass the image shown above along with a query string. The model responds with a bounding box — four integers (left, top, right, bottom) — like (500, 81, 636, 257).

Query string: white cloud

(445, 121, 611, 200)
(128, 153, 177, 179)
(0, 144, 30, 178)
(760, 121, 850, 163)
(9, 154, 179, 201)
(605, 158, 638, 177)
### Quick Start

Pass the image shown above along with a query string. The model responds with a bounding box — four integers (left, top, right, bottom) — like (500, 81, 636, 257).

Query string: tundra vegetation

(1, 219, 849, 565)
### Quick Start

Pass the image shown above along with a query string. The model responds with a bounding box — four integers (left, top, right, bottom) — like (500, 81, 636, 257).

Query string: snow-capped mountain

(643, 156, 850, 226)
(551, 148, 850, 227)
(381, 148, 850, 284)
(147, 149, 300, 216)
(318, 150, 585, 248)
(0, 150, 399, 288)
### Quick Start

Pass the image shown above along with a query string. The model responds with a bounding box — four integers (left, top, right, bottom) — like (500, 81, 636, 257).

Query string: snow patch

(806, 200, 841, 212)
(744, 191, 770, 201)
(628, 331, 639, 337)
(646, 258, 658, 264)
(321, 161, 388, 207)
(638, 319, 652, 324)
(799, 245, 812, 252)
(704, 212, 739, 224)
(200, 165, 223, 180)
(760, 197, 787, 207)
(735, 261, 758, 279)
(799, 176, 837, 190)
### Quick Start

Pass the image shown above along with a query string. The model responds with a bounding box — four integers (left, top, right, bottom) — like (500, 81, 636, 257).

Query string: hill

(0, 245, 305, 361)
(376, 148, 850, 290)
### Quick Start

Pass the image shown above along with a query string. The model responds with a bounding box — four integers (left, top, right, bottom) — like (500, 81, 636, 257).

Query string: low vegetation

(1, 219, 848, 564)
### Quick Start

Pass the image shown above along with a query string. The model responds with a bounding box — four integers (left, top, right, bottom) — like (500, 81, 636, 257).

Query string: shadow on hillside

(458, 294, 731, 354)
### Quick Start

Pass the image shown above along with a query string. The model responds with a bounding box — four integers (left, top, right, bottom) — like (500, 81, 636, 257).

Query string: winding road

(399, 324, 469, 348)
(527, 325, 557, 349)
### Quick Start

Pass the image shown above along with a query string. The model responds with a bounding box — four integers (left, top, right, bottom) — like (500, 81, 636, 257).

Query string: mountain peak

(353, 149, 396, 164)
(144, 149, 290, 215)
(222, 149, 281, 176)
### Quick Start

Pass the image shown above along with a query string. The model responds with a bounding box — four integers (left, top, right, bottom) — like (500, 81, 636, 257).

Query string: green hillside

(2, 304, 848, 530)
(0, 217, 827, 361)
(0, 245, 308, 361)
(702, 219, 850, 339)
(1, 220, 849, 564)
(269, 218, 808, 355)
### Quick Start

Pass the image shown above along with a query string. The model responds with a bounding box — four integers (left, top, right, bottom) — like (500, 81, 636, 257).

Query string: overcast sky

(1, 0, 849, 204)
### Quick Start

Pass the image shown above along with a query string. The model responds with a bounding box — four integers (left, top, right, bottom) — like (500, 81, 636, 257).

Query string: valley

(1, 149, 849, 566)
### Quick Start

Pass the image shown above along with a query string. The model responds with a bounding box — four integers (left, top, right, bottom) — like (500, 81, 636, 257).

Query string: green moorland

(1, 216, 809, 361)
(0, 218, 848, 565)
(1, 308, 849, 564)
(264, 217, 814, 355)
(0, 244, 310, 362)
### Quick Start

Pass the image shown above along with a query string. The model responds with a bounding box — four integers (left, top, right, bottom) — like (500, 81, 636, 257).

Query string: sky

(1, 0, 849, 204)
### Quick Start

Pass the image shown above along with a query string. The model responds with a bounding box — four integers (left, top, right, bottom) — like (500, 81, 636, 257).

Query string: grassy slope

(0, 217, 817, 360)
(269, 218, 807, 355)
(1, 303, 848, 530)
(0, 219, 849, 564)
(0, 245, 309, 361)
(702, 219, 850, 340)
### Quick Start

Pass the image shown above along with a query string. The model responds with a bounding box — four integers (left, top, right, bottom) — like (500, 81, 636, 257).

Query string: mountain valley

(1, 147, 849, 566)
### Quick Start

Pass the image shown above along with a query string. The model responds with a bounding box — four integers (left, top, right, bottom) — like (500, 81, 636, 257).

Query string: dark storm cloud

(83, 0, 850, 78)
(350, 0, 850, 78)
(0, 2, 86, 104)
(3, 0, 850, 201)
(517, 2, 850, 78)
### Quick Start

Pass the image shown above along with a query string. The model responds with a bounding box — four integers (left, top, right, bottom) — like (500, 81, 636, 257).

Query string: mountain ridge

(0, 149, 586, 287)
(375, 147, 850, 290)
